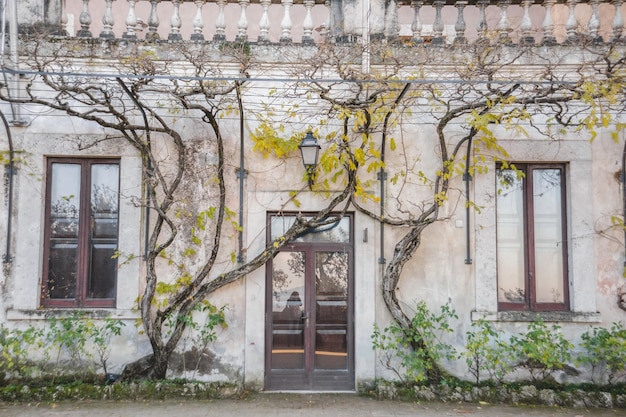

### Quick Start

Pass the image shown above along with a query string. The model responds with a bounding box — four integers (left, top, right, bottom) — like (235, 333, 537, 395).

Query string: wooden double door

(265, 214, 354, 391)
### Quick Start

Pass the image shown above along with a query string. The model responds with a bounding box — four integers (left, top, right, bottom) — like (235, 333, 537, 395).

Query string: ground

(0, 393, 622, 417)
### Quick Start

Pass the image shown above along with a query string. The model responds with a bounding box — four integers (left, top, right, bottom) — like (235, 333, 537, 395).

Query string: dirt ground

(0, 393, 623, 417)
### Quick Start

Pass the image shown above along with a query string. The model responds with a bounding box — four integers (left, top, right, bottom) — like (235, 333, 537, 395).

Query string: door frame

(264, 212, 355, 391)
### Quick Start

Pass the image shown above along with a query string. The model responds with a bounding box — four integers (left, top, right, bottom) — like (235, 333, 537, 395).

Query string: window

(41, 158, 120, 308)
(496, 164, 568, 312)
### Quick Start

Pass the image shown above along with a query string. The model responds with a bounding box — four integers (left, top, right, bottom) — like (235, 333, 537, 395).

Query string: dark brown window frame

(41, 157, 120, 308)
(496, 163, 569, 312)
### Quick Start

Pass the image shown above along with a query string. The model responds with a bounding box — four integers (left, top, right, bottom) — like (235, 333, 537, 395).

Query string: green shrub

(578, 321, 626, 385)
(0, 324, 44, 381)
(46, 313, 95, 380)
(462, 319, 515, 384)
(372, 301, 457, 384)
(509, 320, 573, 382)
(90, 317, 125, 376)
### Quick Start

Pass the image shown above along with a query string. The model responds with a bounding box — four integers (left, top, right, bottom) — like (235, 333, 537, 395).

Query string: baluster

(476, 0, 489, 42)
(454, 1, 467, 44)
(588, 0, 602, 42)
(281, 0, 294, 44)
(520, 0, 534, 44)
(214, 0, 227, 41)
(99, 0, 116, 39)
(146, 0, 161, 40)
(77, 0, 92, 37)
(168, 0, 182, 41)
(302, 0, 315, 45)
(191, 0, 205, 41)
(497, 0, 511, 43)
(124, 0, 138, 39)
(541, 0, 557, 45)
(411, 0, 424, 44)
(258, 0, 271, 43)
(236, 0, 249, 42)
(432, 0, 445, 45)
(612, 0, 624, 42)
(565, 0, 578, 44)
(60, 0, 68, 36)
(322, 0, 331, 38)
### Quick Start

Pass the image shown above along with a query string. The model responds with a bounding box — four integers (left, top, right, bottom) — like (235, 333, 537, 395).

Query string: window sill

(471, 310, 601, 323)
(6, 308, 139, 321)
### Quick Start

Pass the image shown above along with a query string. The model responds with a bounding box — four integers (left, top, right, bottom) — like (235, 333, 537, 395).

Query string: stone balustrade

(58, 0, 625, 45)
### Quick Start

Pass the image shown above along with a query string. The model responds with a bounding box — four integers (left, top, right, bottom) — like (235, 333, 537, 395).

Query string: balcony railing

(56, 0, 625, 45)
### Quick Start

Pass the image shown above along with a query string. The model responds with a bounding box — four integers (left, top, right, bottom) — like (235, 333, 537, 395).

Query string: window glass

(47, 163, 81, 300)
(496, 169, 525, 304)
(88, 164, 120, 300)
(43, 159, 120, 307)
(270, 215, 350, 243)
(533, 169, 565, 304)
(496, 164, 568, 311)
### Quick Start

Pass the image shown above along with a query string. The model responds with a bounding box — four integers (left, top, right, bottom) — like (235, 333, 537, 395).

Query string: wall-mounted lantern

(298, 130, 320, 189)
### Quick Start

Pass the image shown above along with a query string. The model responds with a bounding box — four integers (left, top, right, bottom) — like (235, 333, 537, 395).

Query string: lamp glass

(299, 132, 320, 168)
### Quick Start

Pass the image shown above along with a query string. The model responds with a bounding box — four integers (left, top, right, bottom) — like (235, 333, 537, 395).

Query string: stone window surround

(472, 138, 600, 323)
(5, 143, 142, 321)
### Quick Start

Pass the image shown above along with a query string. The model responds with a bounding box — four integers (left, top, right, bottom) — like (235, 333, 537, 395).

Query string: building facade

(0, 0, 625, 390)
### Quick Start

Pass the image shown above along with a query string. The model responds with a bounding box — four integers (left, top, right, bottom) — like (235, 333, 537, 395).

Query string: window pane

(270, 216, 350, 243)
(89, 243, 117, 299)
(89, 164, 119, 300)
(271, 251, 305, 370)
(47, 163, 81, 300)
(50, 164, 81, 238)
(315, 251, 348, 370)
(47, 243, 78, 299)
(496, 170, 526, 304)
(533, 169, 565, 303)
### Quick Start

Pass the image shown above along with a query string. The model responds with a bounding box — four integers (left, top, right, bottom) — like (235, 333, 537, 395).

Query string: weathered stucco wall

(0, 36, 625, 388)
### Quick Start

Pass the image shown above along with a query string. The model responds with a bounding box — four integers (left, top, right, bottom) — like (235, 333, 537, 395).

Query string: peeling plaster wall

(1, 41, 626, 388)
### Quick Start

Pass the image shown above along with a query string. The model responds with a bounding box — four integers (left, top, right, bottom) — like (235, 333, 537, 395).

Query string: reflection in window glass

(43, 159, 120, 308)
(271, 251, 305, 370)
(496, 165, 568, 311)
(315, 251, 348, 370)
(270, 215, 350, 243)
(533, 169, 564, 303)
(496, 169, 526, 304)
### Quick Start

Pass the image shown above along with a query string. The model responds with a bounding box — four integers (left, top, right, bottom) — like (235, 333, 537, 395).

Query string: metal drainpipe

(378, 171, 386, 266)
(0, 109, 14, 263)
(236, 82, 246, 264)
(7, 0, 23, 125)
(622, 140, 626, 269)
(463, 136, 473, 265)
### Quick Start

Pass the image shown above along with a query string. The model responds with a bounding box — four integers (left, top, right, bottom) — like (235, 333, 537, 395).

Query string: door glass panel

(270, 216, 350, 243)
(47, 163, 81, 299)
(89, 164, 119, 299)
(271, 251, 305, 369)
(496, 169, 526, 304)
(315, 251, 348, 370)
(533, 169, 565, 303)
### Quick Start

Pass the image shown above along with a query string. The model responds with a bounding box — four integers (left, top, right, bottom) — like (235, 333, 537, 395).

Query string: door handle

(301, 311, 310, 321)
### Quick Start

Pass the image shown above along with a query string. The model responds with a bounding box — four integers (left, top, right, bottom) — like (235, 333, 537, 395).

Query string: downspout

(236, 81, 246, 264)
(622, 140, 626, 269)
(463, 136, 473, 265)
(2, 0, 24, 125)
(1, 0, 17, 263)
(0, 109, 14, 263)
(622, 141, 626, 268)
